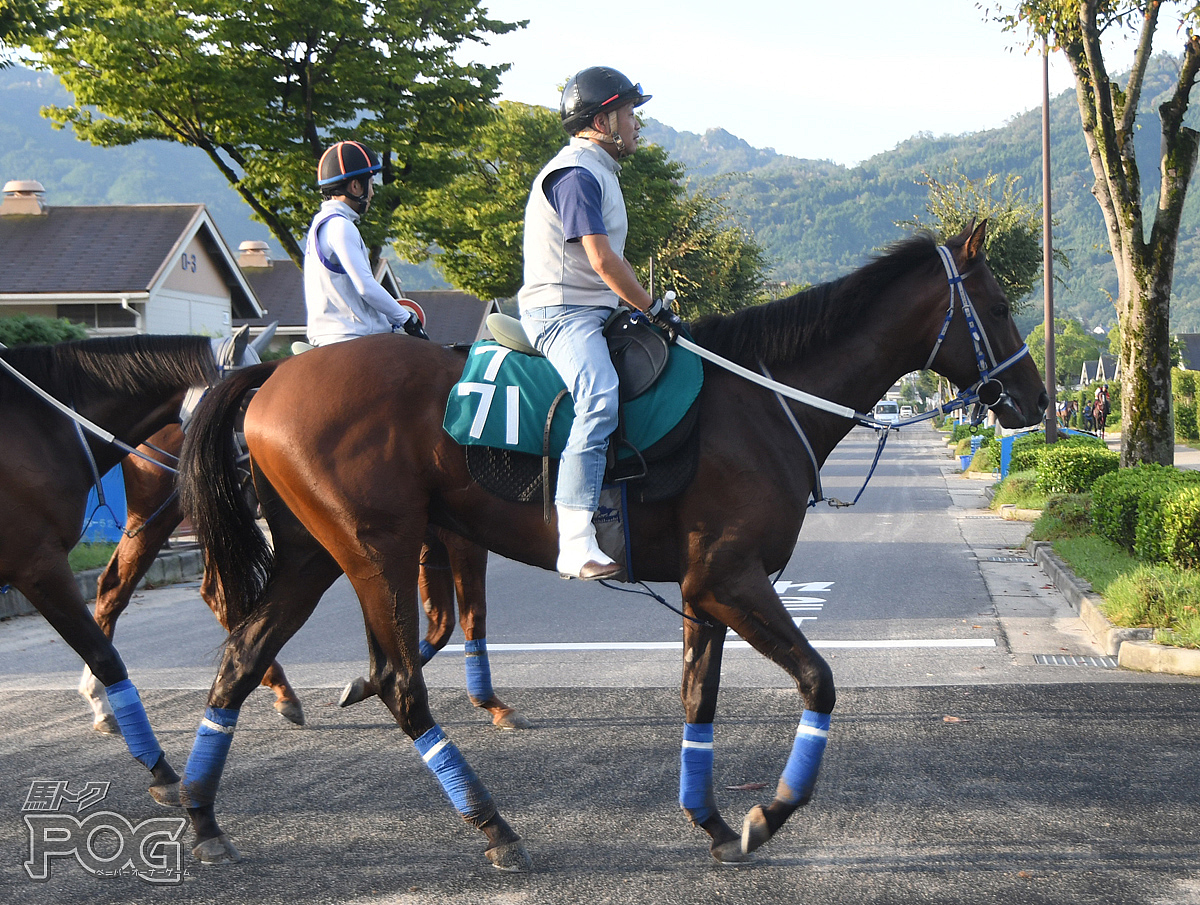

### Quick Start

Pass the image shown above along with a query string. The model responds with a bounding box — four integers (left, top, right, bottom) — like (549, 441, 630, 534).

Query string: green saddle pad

(444, 340, 703, 459)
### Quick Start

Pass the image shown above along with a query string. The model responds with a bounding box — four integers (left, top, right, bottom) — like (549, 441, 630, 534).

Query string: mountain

(5, 59, 1200, 334)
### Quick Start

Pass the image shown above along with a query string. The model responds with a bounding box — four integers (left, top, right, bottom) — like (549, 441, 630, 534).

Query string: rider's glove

(648, 309, 684, 344)
(396, 315, 429, 341)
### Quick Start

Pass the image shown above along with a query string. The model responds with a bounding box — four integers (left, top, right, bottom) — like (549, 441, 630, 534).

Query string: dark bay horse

(178, 223, 1047, 868)
(0, 334, 220, 805)
(78, 420, 529, 732)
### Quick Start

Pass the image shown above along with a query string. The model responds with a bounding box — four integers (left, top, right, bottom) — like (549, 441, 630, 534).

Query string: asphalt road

(2, 424, 1199, 904)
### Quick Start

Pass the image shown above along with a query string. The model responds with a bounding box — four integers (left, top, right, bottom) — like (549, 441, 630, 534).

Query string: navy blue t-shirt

(544, 167, 607, 242)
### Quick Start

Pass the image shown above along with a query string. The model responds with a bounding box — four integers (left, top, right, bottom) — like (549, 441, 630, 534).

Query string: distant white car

(874, 401, 900, 424)
(900, 405, 914, 418)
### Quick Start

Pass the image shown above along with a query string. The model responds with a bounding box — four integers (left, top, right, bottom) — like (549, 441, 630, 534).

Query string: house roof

(0, 203, 262, 317)
(1177, 334, 1200, 370)
(402, 290, 500, 346)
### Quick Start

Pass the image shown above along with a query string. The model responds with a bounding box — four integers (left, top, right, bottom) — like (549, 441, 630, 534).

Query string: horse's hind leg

(181, 543, 341, 863)
(685, 566, 835, 857)
(333, 523, 529, 871)
(678, 612, 747, 863)
(198, 566, 305, 726)
(25, 555, 181, 806)
(442, 530, 531, 730)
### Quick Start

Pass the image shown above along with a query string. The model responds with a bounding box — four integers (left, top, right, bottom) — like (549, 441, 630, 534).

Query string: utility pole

(1043, 38, 1058, 443)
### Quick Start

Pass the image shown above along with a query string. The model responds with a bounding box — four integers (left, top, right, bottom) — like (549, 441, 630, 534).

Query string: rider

(304, 139, 428, 346)
(518, 66, 662, 581)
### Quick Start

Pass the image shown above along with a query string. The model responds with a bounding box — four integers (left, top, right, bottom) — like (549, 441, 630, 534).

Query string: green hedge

(1034, 444, 1119, 494)
(1007, 431, 1106, 475)
(1091, 464, 1200, 562)
(949, 424, 995, 444)
(1161, 485, 1200, 568)
(1173, 368, 1199, 440)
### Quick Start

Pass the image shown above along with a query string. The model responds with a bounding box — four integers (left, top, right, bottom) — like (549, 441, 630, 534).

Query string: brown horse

(78, 421, 530, 732)
(178, 223, 1047, 868)
(0, 334, 220, 806)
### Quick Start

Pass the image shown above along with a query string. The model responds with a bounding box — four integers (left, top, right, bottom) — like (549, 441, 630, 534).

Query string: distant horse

(0, 335, 220, 805)
(79, 420, 529, 733)
(1094, 397, 1110, 439)
(179, 223, 1047, 868)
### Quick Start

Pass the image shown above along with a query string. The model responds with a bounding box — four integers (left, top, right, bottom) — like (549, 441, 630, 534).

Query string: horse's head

(926, 222, 1047, 429)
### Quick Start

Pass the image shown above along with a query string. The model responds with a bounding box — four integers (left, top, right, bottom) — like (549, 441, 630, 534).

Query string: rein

(681, 245, 1032, 509)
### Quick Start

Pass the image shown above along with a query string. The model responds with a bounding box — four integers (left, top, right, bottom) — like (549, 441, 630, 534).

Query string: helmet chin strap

(579, 110, 630, 157)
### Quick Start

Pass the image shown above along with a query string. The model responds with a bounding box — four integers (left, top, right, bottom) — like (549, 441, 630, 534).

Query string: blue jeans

(521, 305, 619, 512)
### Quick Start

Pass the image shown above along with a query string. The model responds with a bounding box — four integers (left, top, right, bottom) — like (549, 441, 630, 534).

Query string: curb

(1025, 537, 1200, 675)
(0, 547, 205, 620)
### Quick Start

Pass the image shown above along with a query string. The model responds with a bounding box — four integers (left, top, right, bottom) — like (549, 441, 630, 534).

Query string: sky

(465, 0, 1153, 166)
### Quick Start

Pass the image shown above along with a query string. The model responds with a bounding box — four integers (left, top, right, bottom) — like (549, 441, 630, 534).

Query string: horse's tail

(179, 360, 282, 629)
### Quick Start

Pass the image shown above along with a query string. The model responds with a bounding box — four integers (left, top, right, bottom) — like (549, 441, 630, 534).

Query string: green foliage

(1007, 430, 1105, 474)
(1160, 485, 1200, 568)
(14, 0, 520, 264)
(990, 468, 1047, 510)
(1173, 367, 1199, 440)
(1090, 463, 1200, 555)
(1102, 564, 1200, 647)
(1026, 318, 1105, 390)
(68, 542, 117, 572)
(0, 313, 89, 345)
(1034, 444, 1119, 494)
(949, 424, 995, 443)
(897, 163, 1053, 312)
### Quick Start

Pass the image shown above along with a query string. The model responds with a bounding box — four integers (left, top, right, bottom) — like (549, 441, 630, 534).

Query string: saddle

(445, 312, 703, 511)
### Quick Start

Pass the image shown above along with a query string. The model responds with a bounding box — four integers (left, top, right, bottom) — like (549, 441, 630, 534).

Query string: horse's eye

(991, 304, 1009, 319)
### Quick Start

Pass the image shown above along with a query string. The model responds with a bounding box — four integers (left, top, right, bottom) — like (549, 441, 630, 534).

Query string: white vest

(518, 138, 627, 313)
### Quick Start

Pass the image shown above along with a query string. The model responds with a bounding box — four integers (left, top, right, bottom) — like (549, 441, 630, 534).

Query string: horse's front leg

(25, 555, 180, 806)
(443, 531, 531, 730)
(679, 609, 747, 863)
(687, 566, 836, 857)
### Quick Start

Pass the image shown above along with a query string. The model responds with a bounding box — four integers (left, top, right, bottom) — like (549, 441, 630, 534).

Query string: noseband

(924, 245, 1031, 418)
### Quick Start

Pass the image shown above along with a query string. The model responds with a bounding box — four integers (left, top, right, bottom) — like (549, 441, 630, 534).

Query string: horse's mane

(689, 232, 943, 368)
(0, 335, 216, 406)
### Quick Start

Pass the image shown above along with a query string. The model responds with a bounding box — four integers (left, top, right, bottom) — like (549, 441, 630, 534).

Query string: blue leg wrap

(414, 724, 494, 821)
(464, 638, 495, 701)
(419, 639, 437, 664)
(180, 707, 239, 808)
(778, 710, 830, 806)
(105, 679, 163, 769)
(679, 722, 715, 824)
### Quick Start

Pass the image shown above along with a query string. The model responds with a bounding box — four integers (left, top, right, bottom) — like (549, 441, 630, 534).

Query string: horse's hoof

(338, 677, 371, 708)
(149, 781, 181, 808)
(492, 709, 533, 731)
(93, 714, 120, 735)
(274, 698, 305, 726)
(192, 833, 242, 864)
(485, 839, 533, 872)
(712, 838, 754, 864)
(741, 805, 773, 855)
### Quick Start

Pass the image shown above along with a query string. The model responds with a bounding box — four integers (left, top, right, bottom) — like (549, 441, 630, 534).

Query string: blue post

(1000, 436, 1014, 478)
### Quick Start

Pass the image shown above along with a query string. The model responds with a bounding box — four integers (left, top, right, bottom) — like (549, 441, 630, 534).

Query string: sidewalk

(0, 545, 204, 619)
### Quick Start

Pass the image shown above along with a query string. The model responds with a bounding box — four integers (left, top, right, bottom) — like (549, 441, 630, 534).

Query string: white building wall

(145, 291, 230, 336)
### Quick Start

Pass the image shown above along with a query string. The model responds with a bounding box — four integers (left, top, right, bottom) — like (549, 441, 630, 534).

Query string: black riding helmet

(560, 67, 651, 135)
(317, 140, 382, 203)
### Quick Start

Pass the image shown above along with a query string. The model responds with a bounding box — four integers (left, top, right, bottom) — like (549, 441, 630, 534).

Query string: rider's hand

(649, 309, 684, 344)
(400, 316, 429, 341)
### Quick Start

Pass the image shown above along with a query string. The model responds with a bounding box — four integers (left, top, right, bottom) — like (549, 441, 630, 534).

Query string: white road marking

(432, 638, 997, 652)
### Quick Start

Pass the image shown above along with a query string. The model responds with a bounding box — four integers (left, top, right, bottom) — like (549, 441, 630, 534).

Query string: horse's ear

(965, 219, 987, 262)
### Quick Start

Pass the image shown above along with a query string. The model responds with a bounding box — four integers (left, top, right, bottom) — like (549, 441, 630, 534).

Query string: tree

(394, 101, 768, 312)
(1026, 317, 1105, 388)
(12, 0, 520, 264)
(897, 162, 1061, 314)
(993, 1, 1200, 466)
(0, 313, 88, 345)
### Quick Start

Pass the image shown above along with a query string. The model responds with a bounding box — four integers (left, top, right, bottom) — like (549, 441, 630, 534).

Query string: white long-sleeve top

(303, 199, 412, 346)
